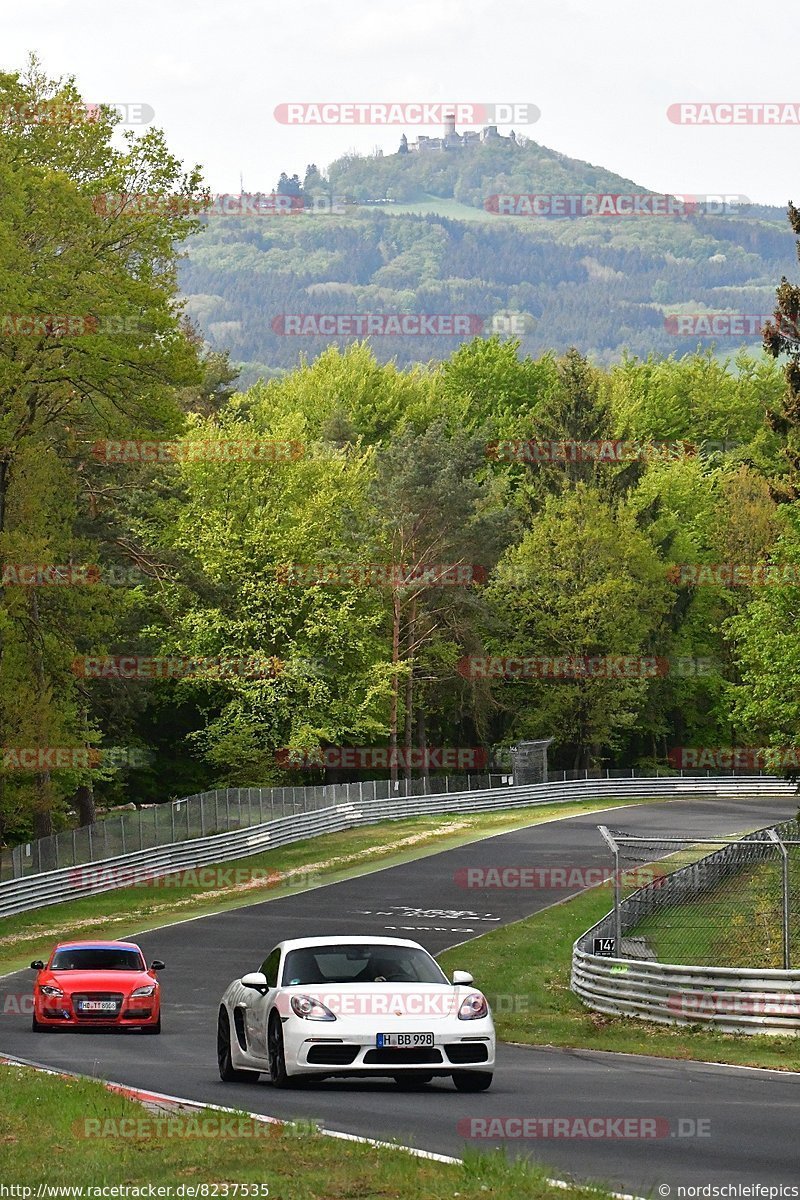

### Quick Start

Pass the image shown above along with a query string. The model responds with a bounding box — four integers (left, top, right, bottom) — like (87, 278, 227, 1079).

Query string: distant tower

(444, 111, 457, 139)
(398, 132, 409, 155)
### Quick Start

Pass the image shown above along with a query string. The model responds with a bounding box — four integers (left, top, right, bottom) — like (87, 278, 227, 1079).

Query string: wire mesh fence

(598, 819, 800, 969)
(0, 773, 512, 883)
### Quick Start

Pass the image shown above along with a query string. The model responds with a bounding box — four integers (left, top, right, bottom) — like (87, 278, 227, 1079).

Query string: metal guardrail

(2, 766, 786, 882)
(1, 773, 512, 882)
(1, 774, 794, 920)
(571, 952, 800, 1034)
(572, 816, 800, 1035)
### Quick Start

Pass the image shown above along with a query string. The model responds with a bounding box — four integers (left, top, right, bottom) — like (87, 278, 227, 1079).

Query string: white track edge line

(0, 1054, 644, 1200)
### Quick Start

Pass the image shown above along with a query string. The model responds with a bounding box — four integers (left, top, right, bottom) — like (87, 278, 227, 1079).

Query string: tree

(370, 419, 514, 783)
(485, 485, 670, 769)
(763, 202, 800, 501)
(0, 59, 204, 834)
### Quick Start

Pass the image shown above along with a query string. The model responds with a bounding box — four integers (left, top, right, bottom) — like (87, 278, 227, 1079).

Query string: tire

(217, 1008, 260, 1082)
(31, 1013, 47, 1033)
(267, 1013, 293, 1088)
(142, 1016, 161, 1035)
(452, 1070, 493, 1092)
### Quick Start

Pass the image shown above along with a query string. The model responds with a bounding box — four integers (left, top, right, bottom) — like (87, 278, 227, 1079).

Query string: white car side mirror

(452, 970, 474, 985)
(241, 971, 269, 992)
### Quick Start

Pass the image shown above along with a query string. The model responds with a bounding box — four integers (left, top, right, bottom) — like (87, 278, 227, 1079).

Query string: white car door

(243, 947, 282, 1060)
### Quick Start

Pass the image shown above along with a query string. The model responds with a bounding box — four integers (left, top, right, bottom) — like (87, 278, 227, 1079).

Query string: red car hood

(39, 970, 155, 992)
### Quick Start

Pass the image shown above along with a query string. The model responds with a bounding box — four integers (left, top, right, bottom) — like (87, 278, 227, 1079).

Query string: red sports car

(30, 940, 164, 1033)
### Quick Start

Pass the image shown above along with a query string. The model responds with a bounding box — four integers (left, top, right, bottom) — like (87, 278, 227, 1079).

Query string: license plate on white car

(376, 1032, 434, 1047)
(79, 1001, 117, 1011)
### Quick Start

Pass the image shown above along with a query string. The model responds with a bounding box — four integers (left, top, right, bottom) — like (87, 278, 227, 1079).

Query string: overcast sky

(3, 0, 796, 206)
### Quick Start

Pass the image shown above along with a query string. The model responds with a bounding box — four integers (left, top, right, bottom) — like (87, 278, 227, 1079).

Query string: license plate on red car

(79, 1001, 117, 1011)
(376, 1032, 433, 1047)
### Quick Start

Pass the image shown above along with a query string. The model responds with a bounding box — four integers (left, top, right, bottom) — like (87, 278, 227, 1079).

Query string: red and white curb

(1, 1052, 644, 1199)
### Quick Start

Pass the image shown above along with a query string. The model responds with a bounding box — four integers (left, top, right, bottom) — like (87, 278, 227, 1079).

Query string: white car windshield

(282, 944, 448, 986)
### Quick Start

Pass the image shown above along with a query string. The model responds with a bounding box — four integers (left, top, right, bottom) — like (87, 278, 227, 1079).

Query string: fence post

(767, 828, 791, 969)
(598, 825, 622, 957)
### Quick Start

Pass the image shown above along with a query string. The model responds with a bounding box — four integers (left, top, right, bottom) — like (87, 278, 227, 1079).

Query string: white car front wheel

(267, 1011, 293, 1088)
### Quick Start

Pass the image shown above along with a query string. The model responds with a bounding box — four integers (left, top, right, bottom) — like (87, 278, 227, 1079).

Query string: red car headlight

(458, 992, 488, 1020)
(40, 985, 64, 998)
(130, 984, 157, 998)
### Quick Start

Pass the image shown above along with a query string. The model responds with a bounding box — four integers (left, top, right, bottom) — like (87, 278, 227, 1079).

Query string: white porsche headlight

(458, 992, 488, 1020)
(290, 994, 336, 1021)
(130, 984, 157, 998)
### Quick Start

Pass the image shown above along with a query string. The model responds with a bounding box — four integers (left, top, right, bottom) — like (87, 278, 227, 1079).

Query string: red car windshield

(51, 948, 144, 972)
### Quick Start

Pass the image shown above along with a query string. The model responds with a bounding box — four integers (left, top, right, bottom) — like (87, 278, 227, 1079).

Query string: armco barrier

(571, 950, 800, 1035)
(3, 773, 512, 881)
(572, 812, 800, 1035)
(0, 775, 794, 920)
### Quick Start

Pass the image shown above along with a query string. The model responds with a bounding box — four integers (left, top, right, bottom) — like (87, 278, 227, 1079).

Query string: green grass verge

(438, 883, 800, 1071)
(0, 797, 648, 978)
(0, 1064, 615, 1199)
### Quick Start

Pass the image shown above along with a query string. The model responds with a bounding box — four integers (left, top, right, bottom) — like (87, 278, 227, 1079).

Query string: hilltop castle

(399, 113, 518, 154)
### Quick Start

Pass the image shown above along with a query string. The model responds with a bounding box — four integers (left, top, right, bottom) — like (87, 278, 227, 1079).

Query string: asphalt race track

(3, 795, 800, 1194)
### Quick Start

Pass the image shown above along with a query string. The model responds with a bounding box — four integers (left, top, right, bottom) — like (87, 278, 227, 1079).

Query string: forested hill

(180, 137, 793, 381)
(325, 134, 647, 206)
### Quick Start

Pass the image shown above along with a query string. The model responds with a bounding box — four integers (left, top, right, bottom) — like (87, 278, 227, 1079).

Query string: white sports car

(217, 935, 494, 1091)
